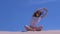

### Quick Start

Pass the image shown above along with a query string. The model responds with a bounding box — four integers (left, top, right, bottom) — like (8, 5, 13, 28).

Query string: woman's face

(36, 13, 39, 17)
(33, 11, 42, 17)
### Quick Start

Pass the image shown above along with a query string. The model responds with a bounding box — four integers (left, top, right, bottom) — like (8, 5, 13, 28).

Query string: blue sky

(0, 0, 60, 31)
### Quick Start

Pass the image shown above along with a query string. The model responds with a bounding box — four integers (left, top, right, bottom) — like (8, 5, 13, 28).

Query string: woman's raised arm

(41, 8, 48, 19)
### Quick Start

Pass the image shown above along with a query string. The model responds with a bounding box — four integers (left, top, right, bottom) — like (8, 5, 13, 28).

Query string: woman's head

(33, 9, 42, 17)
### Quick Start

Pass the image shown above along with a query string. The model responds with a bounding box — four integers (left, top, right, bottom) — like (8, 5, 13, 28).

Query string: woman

(25, 8, 48, 31)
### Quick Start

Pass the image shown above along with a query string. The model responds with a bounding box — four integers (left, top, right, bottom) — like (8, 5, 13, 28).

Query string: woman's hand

(41, 8, 48, 19)
(43, 8, 48, 13)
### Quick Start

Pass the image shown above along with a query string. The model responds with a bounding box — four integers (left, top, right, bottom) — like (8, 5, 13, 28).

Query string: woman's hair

(33, 10, 43, 17)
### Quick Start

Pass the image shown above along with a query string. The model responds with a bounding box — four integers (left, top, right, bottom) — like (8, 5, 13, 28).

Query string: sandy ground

(0, 30, 60, 34)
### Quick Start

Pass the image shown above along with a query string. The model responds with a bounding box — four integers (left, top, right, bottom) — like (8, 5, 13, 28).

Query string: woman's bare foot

(36, 26, 43, 31)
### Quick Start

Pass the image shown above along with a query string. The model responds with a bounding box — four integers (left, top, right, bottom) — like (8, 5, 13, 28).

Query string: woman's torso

(30, 17, 41, 27)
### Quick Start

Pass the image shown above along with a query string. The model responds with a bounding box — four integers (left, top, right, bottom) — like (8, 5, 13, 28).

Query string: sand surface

(0, 30, 60, 34)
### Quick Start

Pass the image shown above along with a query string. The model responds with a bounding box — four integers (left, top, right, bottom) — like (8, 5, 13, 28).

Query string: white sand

(0, 30, 60, 34)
